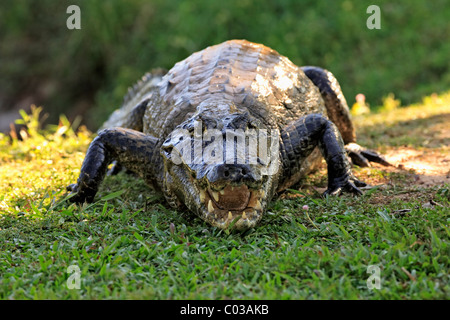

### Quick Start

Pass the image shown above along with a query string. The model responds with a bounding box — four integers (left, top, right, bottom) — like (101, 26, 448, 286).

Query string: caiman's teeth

(255, 200, 262, 211)
(208, 200, 214, 213)
(219, 189, 225, 195)
(260, 190, 265, 198)
(228, 211, 233, 220)
(242, 211, 247, 219)
(200, 190, 206, 202)
(212, 191, 219, 202)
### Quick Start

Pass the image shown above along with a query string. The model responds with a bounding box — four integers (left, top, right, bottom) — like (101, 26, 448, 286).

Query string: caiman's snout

(207, 164, 260, 186)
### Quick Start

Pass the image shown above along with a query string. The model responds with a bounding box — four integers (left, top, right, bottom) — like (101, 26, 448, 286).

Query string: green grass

(0, 96, 449, 300)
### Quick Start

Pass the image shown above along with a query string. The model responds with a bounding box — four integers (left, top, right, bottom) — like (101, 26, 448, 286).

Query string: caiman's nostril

(207, 164, 257, 184)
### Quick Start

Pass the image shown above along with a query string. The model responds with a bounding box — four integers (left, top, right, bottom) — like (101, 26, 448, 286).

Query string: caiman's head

(161, 109, 280, 230)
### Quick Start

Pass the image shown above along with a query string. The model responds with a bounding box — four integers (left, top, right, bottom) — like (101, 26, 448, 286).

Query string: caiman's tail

(100, 68, 166, 131)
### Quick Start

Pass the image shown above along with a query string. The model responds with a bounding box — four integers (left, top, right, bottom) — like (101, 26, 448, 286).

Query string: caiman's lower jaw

(199, 184, 265, 230)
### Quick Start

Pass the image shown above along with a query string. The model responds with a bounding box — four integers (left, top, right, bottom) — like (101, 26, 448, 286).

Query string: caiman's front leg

(280, 113, 366, 196)
(67, 127, 159, 203)
(302, 66, 391, 168)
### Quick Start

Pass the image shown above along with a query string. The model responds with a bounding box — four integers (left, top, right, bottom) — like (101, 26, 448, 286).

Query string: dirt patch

(353, 146, 449, 206)
(381, 147, 450, 186)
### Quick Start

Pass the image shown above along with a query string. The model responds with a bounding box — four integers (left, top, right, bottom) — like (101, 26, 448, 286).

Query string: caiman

(67, 40, 389, 230)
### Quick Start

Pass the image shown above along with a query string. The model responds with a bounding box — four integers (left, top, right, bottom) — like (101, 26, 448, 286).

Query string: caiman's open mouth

(198, 184, 265, 230)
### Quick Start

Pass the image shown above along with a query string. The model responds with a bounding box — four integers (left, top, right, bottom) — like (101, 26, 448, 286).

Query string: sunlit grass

(353, 91, 450, 149)
(0, 106, 91, 216)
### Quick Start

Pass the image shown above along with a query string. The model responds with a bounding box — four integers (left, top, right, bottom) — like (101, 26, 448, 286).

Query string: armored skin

(68, 40, 389, 230)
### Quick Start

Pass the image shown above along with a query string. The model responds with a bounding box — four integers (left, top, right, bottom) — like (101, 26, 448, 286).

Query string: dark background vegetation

(1, 0, 449, 131)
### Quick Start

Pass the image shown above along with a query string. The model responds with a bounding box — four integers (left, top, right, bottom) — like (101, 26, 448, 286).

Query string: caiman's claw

(323, 174, 366, 196)
(66, 183, 78, 193)
(66, 183, 94, 204)
(66, 183, 82, 203)
(345, 143, 392, 167)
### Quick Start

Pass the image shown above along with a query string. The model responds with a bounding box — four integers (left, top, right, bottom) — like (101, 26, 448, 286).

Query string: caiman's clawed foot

(66, 183, 81, 202)
(66, 183, 77, 193)
(66, 183, 96, 204)
(324, 174, 367, 196)
(345, 143, 391, 167)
